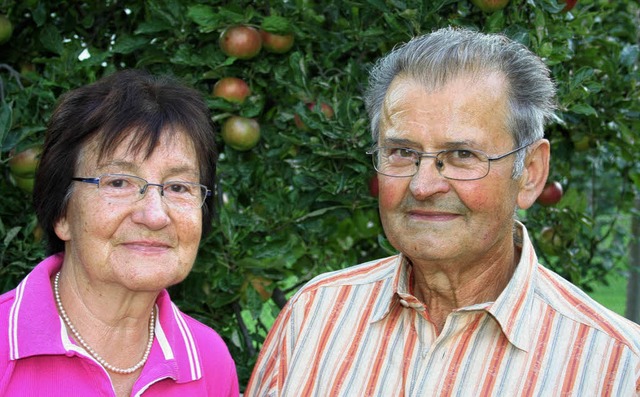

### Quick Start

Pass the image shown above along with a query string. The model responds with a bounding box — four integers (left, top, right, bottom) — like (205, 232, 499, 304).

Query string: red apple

(219, 25, 262, 60)
(9, 146, 42, 178)
(470, 0, 510, 13)
(221, 116, 261, 151)
(537, 181, 563, 206)
(294, 102, 335, 130)
(560, 0, 577, 12)
(368, 174, 379, 197)
(212, 77, 251, 104)
(260, 30, 294, 54)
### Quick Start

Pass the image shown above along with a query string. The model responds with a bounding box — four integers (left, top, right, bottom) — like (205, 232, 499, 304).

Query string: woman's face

(54, 130, 204, 292)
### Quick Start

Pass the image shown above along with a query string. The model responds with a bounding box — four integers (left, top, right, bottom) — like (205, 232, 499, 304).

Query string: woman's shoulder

(180, 311, 228, 348)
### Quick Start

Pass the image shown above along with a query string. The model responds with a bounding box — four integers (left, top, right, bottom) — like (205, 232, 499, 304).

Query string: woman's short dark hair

(33, 69, 218, 254)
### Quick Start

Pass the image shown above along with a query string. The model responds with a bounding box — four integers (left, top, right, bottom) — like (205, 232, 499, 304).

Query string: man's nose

(409, 155, 450, 198)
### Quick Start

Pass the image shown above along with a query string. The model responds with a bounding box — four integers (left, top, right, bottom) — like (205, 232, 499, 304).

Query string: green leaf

(187, 5, 222, 33)
(569, 103, 597, 116)
(3, 226, 20, 246)
(620, 44, 639, 68)
(112, 35, 149, 54)
(0, 102, 12, 149)
(135, 20, 171, 35)
(261, 16, 292, 34)
(39, 25, 64, 55)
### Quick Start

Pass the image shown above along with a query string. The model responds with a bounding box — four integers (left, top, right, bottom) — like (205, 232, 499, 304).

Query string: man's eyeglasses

(72, 174, 211, 209)
(366, 143, 532, 180)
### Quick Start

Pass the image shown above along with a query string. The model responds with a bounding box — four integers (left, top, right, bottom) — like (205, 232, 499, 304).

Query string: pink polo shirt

(0, 253, 239, 396)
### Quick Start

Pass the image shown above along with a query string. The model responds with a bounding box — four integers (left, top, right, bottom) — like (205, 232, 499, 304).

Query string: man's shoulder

(284, 255, 402, 311)
(302, 254, 400, 291)
(535, 264, 640, 352)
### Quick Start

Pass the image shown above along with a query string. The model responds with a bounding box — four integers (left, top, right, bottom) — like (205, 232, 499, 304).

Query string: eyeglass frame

(366, 142, 534, 181)
(71, 173, 212, 208)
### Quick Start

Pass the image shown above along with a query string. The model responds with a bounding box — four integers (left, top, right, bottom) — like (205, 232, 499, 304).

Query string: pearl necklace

(54, 272, 155, 374)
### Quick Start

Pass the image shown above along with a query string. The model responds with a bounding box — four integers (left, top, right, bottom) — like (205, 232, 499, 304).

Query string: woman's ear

(54, 216, 71, 242)
(517, 139, 550, 210)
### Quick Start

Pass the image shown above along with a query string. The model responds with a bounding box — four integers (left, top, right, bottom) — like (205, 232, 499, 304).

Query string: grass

(587, 273, 628, 316)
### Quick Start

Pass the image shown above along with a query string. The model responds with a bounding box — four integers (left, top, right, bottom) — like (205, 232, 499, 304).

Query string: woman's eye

(166, 183, 190, 194)
(107, 178, 129, 188)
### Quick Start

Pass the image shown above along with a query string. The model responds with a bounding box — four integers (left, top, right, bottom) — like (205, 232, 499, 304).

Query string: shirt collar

(484, 222, 539, 352)
(369, 254, 411, 323)
(8, 253, 66, 359)
(368, 222, 540, 352)
(9, 253, 202, 382)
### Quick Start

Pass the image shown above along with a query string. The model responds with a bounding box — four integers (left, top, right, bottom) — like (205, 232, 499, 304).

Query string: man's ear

(517, 139, 550, 210)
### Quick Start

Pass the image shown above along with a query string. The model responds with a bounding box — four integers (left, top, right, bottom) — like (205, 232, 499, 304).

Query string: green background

(1, 0, 638, 389)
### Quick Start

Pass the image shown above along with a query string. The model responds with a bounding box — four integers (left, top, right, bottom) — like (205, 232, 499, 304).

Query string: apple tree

(0, 0, 638, 389)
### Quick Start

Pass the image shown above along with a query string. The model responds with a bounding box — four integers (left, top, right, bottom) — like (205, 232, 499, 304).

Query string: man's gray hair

(363, 27, 557, 177)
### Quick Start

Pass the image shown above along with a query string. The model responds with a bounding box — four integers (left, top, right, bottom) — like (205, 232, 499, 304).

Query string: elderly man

(245, 27, 640, 396)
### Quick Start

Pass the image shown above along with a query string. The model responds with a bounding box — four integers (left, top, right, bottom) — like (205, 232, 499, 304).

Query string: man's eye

(398, 148, 415, 157)
(388, 148, 415, 158)
(452, 150, 478, 160)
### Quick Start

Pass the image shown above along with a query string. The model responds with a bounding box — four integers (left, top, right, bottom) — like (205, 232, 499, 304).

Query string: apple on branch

(260, 30, 294, 54)
(536, 181, 564, 206)
(212, 77, 251, 104)
(219, 25, 262, 60)
(221, 116, 261, 151)
(294, 102, 335, 131)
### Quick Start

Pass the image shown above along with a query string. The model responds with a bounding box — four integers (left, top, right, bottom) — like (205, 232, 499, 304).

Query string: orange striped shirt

(245, 224, 640, 396)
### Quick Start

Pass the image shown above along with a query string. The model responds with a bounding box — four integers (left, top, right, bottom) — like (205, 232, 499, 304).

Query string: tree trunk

(625, 196, 640, 323)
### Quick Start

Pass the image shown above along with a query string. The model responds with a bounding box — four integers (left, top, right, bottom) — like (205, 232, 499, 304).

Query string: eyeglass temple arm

(71, 177, 100, 185)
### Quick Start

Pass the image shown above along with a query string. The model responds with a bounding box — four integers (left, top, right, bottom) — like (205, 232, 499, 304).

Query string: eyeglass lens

(372, 148, 489, 180)
(98, 174, 207, 208)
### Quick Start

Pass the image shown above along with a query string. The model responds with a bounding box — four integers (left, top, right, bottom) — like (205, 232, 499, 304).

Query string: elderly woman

(0, 70, 239, 396)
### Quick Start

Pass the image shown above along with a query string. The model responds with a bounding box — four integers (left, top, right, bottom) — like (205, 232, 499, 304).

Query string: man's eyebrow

(380, 137, 480, 149)
(381, 137, 418, 147)
(440, 140, 479, 149)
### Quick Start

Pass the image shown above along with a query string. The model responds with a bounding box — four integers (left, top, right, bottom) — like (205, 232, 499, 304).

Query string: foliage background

(0, 0, 638, 389)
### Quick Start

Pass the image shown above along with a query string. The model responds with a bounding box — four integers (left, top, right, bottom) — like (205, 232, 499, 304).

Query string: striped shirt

(245, 223, 640, 396)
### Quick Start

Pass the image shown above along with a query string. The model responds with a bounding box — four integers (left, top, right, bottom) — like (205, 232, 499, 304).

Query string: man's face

(377, 73, 523, 268)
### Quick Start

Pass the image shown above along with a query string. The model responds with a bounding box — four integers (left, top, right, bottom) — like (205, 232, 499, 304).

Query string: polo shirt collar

(8, 253, 66, 360)
(9, 253, 203, 383)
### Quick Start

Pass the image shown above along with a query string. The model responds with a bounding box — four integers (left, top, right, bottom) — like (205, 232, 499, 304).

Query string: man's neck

(410, 244, 521, 333)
